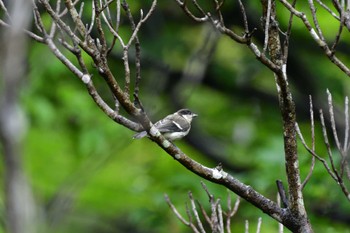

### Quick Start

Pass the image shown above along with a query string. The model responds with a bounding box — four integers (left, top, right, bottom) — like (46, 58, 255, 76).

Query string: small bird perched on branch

(133, 109, 198, 141)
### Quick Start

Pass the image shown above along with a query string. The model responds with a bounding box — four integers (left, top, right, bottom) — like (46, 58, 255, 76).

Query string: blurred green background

(2, 0, 350, 232)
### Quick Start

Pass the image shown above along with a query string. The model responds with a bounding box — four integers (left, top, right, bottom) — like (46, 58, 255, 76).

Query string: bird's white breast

(163, 128, 190, 141)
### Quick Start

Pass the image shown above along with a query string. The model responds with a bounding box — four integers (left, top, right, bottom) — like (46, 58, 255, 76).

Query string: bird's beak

(193, 113, 198, 118)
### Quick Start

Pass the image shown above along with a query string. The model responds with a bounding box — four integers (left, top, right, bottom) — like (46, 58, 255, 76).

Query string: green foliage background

(1, 0, 350, 232)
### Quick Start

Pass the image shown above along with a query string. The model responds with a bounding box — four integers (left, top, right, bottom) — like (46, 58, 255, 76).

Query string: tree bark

(261, 1, 313, 232)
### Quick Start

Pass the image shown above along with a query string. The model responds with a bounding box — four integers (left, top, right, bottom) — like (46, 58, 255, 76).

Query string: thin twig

(58, 0, 80, 17)
(226, 193, 240, 233)
(280, 0, 350, 76)
(332, 0, 343, 14)
(174, 0, 209, 22)
(308, 0, 326, 42)
(331, 12, 344, 52)
(341, 96, 350, 178)
(301, 95, 316, 189)
(125, 0, 157, 48)
(217, 200, 224, 233)
(276, 193, 284, 233)
(211, 200, 219, 232)
(87, 0, 96, 34)
(102, 0, 113, 23)
(49, 0, 61, 38)
(276, 180, 288, 208)
(120, 0, 143, 99)
(189, 192, 206, 233)
(213, 0, 224, 25)
(33, 0, 48, 36)
(198, 201, 212, 229)
(237, 0, 249, 34)
(164, 195, 190, 225)
(0, 0, 12, 21)
(344, 96, 349, 151)
(282, 0, 296, 63)
(319, 109, 342, 180)
(100, 2, 125, 46)
(256, 217, 262, 233)
(315, 0, 340, 20)
(327, 89, 342, 152)
(263, 0, 271, 53)
(296, 122, 338, 181)
(115, 0, 121, 31)
(39, 0, 95, 55)
(107, 0, 120, 53)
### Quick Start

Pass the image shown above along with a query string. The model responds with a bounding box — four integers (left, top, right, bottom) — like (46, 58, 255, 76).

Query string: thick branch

(261, 1, 312, 232)
(142, 130, 295, 228)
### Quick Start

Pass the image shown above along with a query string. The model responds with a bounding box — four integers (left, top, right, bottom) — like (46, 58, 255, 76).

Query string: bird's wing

(155, 115, 190, 133)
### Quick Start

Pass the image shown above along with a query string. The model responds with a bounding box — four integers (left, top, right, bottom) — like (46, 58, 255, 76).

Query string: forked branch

(165, 182, 263, 233)
(296, 91, 350, 201)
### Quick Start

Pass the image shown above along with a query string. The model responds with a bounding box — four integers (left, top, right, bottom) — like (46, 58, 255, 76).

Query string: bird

(133, 109, 198, 141)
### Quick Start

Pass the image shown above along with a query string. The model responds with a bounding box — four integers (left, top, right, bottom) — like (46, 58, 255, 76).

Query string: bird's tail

(133, 131, 147, 139)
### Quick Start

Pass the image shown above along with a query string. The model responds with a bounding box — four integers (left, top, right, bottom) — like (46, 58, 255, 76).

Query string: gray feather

(132, 109, 196, 141)
(133, 131, 147, 139)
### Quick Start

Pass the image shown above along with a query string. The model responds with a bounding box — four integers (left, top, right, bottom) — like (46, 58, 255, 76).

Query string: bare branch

(39, 0, 95, 55)
(237, 0, 249, 33)
(226, 193, 240, 233)
(65, 0, 88, 38)
(256, 217, 263, 233)
(115, 0, 121, 30)
(87, 0, 96, 34)
(0, 0, 11, 21)
(263, 0, 271, 53)
(296, 120, 338, 182)
(120, 0, 141, 97)
(217, 201, 224, 233)
(344, 96, 349, 151)
(320, 109, 343, 176)
(58, 0, 80, 18)
(327, 89, 342, 151)
(188, 192, 206, 233)
(297, 94, 350, 201)
(301, 95, 316, 189)
(276, 193, 284, 233)
(100, 2, 125, 46)
(276, 180, 288, 208)
(167, 184, 245, 233)
(315, 0, 340, 20)
(332, 0, 343, 15)
(174, 0, 208, 22)
(279, 0, 350, 76)
(308, 0, 326, 42)
(331, 13, 344, 52)
(102, 0, 113, 23)
(198, 201, 212, 229)
(125, 0, 157, 48)
(282, 0, 296, 63)
(165, 194, 198, 232)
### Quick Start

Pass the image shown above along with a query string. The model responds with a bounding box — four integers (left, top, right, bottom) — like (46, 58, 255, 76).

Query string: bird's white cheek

(182, 115, 192, 122)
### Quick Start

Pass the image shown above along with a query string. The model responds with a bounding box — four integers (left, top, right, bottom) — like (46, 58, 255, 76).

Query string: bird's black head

(177, 109, 198, 117)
